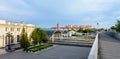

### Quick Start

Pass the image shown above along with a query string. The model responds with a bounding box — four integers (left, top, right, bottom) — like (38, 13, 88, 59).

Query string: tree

(31, 28, 41, 44)
(77, 28, 84, 33)
(20, 28, 30, 51)
(77, 28, 96, 33)
(83, 29, 88, 33)
(111, 26, 116, 30)
(40, 29, 48, 43)
(85, 29, 96, 33)
(31, 28, 48, 45)
(115, 20, 120, 32)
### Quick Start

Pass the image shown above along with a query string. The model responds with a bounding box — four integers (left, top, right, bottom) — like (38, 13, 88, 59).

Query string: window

(11, 28, 14, 32)
(5, 27, 8, 32)
(17, 35, 20, 42)
(17, 28, 20, 31)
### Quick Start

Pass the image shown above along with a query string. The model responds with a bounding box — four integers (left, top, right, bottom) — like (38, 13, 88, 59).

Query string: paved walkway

(0, 45, 90, 59)
(0, 48, 7, 55)
(99, 32, 120, 59)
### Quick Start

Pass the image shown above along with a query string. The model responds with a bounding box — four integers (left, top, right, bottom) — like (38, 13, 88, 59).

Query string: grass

(27, 44, 53, 52)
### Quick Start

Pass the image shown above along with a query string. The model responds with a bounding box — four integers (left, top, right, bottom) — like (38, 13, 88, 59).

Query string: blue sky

(0, 0, 120, 28)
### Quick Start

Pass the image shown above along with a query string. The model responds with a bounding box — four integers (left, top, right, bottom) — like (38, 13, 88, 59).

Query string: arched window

(11, 35, 14, 43)
(17, 35, 20, 42)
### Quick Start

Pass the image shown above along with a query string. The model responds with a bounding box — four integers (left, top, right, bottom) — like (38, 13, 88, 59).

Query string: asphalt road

(99, 32, 120, 59)
(0, 45, 90, 59)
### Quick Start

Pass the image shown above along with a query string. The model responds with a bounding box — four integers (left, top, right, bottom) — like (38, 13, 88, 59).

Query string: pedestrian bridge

(88, 31, 120, 59)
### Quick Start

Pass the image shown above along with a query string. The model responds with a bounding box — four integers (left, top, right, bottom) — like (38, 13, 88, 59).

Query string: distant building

(44, 30, 70, 42)
(44, 30, 55, 42)
(57, 23, 60, 31)
(53, 30, 62, 40)
(68, 30, 76, 37)
(0, 20, 35, 47)
(52, 23, 67, 30)
(52, 23, 92, 30)
(66, 25, 92, 30)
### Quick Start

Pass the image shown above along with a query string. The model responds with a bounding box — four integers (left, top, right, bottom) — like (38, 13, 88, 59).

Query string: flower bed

(27, 44, 53, 52)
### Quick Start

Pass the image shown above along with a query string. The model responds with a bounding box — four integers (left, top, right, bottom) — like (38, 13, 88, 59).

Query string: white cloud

(0, 4, 10, 11)
(0, 0, 38, 16)
(76, 15, 116, 28)
(60, 0, 120, 15)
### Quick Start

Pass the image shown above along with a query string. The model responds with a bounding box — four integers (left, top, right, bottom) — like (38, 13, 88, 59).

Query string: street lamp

(97, 23, 99, 33)
(2, 35, 4, 47)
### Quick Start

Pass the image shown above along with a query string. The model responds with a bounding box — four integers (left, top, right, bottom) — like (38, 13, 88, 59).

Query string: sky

(0, 0, 120, 28)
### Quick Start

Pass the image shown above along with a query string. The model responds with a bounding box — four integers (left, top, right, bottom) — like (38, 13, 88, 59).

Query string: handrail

(88, 34, 98, 59)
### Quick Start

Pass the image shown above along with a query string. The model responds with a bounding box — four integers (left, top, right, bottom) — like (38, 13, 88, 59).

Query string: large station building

(0, 20, 35, 48)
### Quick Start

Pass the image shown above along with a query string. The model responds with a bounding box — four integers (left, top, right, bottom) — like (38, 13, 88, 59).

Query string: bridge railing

(88, 33, 98, 59)
(106, 31, 120, 40)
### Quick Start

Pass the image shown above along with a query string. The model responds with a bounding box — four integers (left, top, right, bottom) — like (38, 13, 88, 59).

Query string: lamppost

(6, 32, 12, 50)
(2, 35, 4, 47)
(97, 23, 99, 33)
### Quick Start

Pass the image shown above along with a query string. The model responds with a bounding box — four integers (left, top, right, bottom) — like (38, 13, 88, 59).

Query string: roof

(63, 31, 68, 33)
(44, 30, 68, 37)
(44, 30, 55, 37)
(54, 30, 61, 34)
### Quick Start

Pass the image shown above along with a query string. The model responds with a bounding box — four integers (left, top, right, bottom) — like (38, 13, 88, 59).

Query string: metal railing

(88, 34, 98, 59)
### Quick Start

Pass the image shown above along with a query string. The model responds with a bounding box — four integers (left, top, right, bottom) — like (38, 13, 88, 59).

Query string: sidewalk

(99, 33, 120, 59)
(0, 48, 7, 55)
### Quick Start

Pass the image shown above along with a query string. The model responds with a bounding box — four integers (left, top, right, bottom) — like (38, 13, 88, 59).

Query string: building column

(51, 35, 54, 42)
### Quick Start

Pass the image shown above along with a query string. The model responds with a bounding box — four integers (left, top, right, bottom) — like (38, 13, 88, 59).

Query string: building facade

(0, 20, 35, 47)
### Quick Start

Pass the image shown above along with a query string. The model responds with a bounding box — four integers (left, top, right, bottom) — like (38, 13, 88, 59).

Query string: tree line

(77, 28, 96, 33)
(111, 20, 120, 32)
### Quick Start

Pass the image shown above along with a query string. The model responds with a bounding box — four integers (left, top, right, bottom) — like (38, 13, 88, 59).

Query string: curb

(49, 42, 92, 47)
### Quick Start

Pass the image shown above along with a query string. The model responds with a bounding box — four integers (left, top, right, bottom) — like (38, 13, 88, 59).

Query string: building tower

(57, 23, 60, 31)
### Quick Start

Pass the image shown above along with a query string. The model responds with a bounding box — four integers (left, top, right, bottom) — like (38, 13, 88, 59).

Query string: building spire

(57, 23, 60, 31)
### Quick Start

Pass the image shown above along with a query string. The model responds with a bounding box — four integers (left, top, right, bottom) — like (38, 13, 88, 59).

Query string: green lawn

(27, 44, 53, 52)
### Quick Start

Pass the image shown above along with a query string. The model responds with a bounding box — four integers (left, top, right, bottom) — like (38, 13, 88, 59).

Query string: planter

(26, 44, 53, 52)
